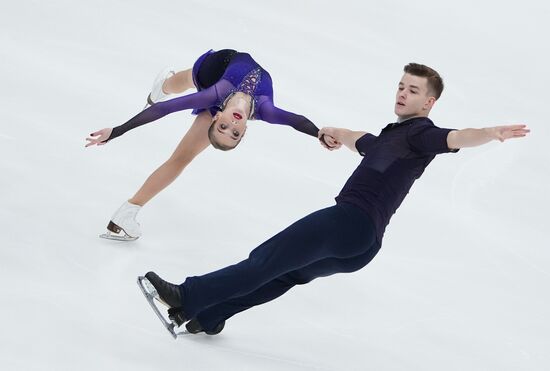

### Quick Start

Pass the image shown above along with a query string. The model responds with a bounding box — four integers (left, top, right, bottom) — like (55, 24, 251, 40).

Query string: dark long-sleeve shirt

(336, 117, 459, 243)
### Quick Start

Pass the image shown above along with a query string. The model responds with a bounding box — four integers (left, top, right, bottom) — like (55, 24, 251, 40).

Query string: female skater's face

(394, 73, 436, 120)
(210, 109, 248, 149)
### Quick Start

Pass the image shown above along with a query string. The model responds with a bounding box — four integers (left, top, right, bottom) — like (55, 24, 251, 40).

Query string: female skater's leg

(129, 110, 212, 206)
(163, 68, 195, 94)
(105, 111, 212, 239)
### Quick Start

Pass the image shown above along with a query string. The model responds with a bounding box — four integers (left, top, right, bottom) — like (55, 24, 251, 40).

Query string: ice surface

(0, 1, 548, 370)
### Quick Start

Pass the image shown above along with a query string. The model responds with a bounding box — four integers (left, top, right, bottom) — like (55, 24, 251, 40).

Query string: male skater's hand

(488, 124, 530, 142)
(319, 127, 368, 153)
(85, 128, 113, 147)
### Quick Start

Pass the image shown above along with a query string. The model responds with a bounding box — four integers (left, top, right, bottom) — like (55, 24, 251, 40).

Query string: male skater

(139, 63, 529, 336)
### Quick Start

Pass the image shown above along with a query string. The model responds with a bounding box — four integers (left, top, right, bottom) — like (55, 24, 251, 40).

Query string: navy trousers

(179, 203, 380, 332)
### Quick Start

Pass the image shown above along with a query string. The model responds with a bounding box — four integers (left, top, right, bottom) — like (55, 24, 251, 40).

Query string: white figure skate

(100, 201, 142, 241)
(143, 67, 176, 109)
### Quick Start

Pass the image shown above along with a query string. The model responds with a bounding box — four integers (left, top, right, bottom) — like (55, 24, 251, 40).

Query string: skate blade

(100, 221, 139, 241)
(99, 232, 138, 241)
(137, 276, 189, 339)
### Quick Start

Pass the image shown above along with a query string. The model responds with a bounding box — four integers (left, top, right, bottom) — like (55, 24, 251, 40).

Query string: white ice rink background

(1, 1, 549, 370)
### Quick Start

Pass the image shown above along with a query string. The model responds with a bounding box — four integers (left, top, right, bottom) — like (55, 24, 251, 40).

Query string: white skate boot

(100, 201, 142, 241)
(144, 67, 176, 109)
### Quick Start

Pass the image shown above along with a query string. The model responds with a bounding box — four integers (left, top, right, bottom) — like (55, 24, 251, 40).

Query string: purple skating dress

(109, 50, 319, 141)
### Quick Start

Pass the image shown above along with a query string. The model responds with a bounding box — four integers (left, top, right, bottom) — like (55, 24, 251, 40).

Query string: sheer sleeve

(256, 100, 319, 138)
(107, 85, 220, 141)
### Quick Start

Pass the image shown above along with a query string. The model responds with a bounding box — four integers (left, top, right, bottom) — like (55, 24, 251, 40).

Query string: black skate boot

(185, 318, 225, 335)
(144, 271, 188, 326)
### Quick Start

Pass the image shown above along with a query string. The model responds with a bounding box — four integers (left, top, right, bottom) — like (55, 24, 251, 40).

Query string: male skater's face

(394, 73, 436, 120)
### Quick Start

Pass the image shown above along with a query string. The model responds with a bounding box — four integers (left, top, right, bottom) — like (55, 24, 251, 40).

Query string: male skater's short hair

(404, 63, 444, 100)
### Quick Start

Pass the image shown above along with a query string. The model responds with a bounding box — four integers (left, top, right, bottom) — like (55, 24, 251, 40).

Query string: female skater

(86, 49, 338, 240)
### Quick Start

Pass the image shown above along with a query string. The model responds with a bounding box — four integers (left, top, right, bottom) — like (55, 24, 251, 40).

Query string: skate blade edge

(99, 232, 138, 242)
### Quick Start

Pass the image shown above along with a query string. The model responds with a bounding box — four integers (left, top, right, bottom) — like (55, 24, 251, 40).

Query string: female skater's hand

(318, 128, 342, 151)
(85, 128, 113, 147)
